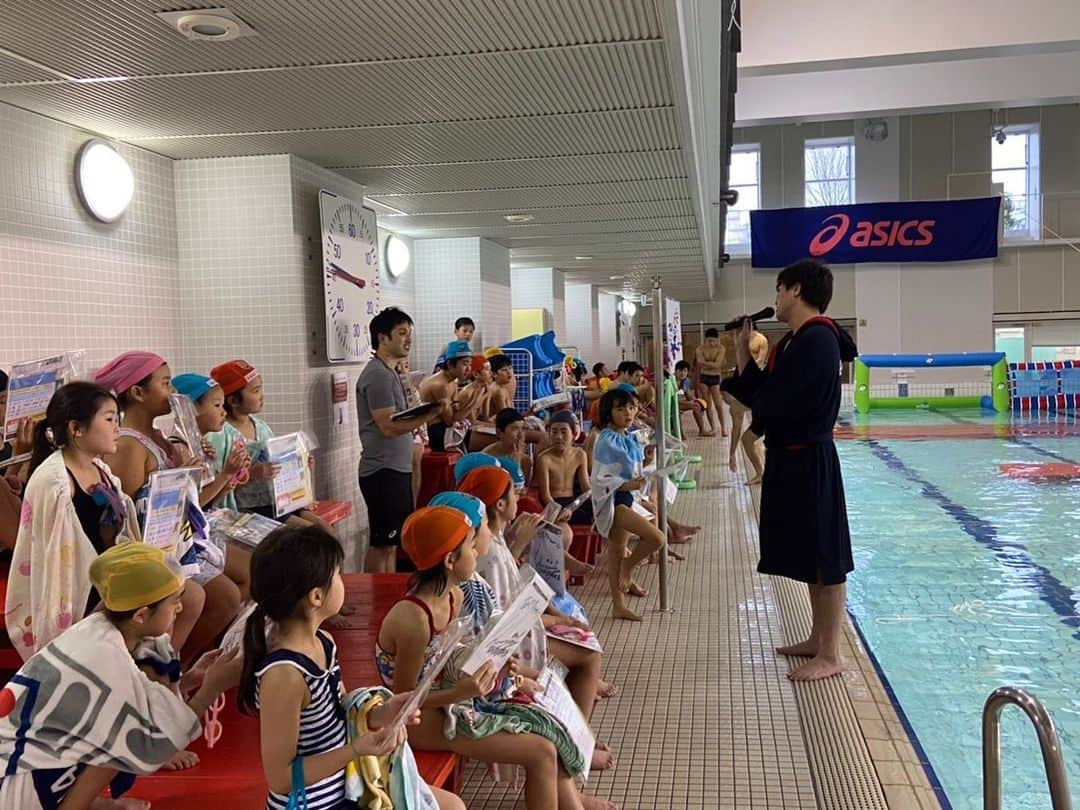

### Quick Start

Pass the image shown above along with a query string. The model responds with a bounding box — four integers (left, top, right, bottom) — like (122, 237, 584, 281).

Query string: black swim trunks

(700, 373, 721, 387)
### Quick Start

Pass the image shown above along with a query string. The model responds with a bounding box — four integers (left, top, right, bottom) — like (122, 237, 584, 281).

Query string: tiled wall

(174, 154, 417, 568)
(509, 266, 567, 344)
(413, 237, 480, 365)
(552, 271, 567, 343)
(565, 282, 599, 365)
(0, 102, 183, 371)
(479, 238, 511, 349)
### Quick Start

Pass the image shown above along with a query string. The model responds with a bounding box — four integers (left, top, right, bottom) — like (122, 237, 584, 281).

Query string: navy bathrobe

(725, 317, 859, 585)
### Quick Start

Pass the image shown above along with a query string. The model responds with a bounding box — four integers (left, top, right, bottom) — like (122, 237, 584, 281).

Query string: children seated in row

(0, 543, 243, 810)
(534, 411, 593, 526)
(484, 408, 533, 485)
(456, 466, 616, 718)
(94, 352, 240, 663)
(590, 388, 668, 622)
(421, 341, 483, 453)
(376, 506, 616, 810)
(239, 525, 464, 810)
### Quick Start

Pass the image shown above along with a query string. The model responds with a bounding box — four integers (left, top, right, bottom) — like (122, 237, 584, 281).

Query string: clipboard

(390, 401, 439, 422)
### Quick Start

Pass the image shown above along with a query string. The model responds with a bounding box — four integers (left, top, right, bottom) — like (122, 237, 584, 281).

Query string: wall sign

(750, 197, 1002, 268)
(319, 190, 380, 363)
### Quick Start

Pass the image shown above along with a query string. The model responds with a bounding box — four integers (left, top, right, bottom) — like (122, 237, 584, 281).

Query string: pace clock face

(318, 191, 380, 363)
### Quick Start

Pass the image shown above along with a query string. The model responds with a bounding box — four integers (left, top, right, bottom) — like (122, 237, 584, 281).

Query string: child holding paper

(95, 352, 234, 665)
(206, 360, 329, 531)
(458, 467, 618, 737)
(377, 507, 611, 810)
(0, 542, 243, 810)
(589, 388, 667, 622)
(237, 525, 459, 809)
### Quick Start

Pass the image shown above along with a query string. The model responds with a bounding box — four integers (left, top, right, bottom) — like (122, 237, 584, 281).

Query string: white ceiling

(0, 0, 726, 299)
(736, 0, 1080, 125)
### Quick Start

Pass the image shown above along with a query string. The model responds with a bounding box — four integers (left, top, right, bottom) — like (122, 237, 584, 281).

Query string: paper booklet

(266, 432, 315, 518)
(461, 566, 554, 676)
(533, 664, 596, 782)
(208, 508, 283, 549)
(168, 393, 214, 484)
(387, 616, 471, 734)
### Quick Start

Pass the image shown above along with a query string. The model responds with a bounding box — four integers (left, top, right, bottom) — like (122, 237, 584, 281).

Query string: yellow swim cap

(89, 543, 184, 612)
(598, 377, 612, 392)
(483, 347, 505, 359)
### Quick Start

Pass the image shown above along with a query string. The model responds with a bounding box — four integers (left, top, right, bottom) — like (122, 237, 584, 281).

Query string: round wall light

(385, 233, 411, 278)
(619, 299, 637, 317)
(75, 139, 134, 223)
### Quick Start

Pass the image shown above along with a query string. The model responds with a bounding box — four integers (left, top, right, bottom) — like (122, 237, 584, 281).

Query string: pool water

(837, 409, 1080, 809)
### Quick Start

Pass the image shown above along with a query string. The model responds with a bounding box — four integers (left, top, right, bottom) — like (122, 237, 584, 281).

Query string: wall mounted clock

(319, 190, 380, 363)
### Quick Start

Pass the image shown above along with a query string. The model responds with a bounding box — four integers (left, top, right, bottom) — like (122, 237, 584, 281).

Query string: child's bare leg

(170, 580, 206, 651)
(708, 386, 727, 436)
(59, 766, 123, 809)
(743, 430, 764, 485)
(181, 574, 241, 665)
(431, 786, 466, 810)
(606, 530, 639, 621)
(224, 544, 251, 601)
(728, 403, 744, 473)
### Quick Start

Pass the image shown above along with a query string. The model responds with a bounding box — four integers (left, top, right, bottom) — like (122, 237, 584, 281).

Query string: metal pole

(651, 276, 670, 611)
(983, 686, 1072, 810)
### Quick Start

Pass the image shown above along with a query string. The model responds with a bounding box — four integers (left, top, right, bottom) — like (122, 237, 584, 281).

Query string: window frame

(804, 136, 856, 207)
(725, 143, 761, 249)
(991, 123, 1040, 241)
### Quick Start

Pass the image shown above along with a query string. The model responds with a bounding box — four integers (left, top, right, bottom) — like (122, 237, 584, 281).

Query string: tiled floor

(460, 435, 821, 809)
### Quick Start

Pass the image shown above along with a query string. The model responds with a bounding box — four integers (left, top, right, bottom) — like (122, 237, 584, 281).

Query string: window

(994, 327, 1025, 364)
(804, 137, 855, 206)
(991, 124, 1040, 239)
(725, 144, 760, 248)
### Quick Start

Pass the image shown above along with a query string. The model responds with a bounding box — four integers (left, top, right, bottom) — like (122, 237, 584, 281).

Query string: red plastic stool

(306, 500, 352, 526)
(568, 525, 600, 585)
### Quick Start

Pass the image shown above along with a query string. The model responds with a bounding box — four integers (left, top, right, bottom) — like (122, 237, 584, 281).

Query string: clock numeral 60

(352, 323, 362, 337)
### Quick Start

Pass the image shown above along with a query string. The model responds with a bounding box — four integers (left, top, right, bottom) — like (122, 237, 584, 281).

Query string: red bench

(0, 558, 22, 674)
(114, 573, 462, 807)
(417, 450, 462, 508)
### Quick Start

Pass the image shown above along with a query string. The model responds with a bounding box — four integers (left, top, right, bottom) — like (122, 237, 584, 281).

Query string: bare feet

(747, 475, 762, 486)
(788, 655, 843, 681)
(565, 556, 594, 576)
(581, 796, 620, 810)
(667, 547, 685, 561)
(729, 456, 738, 473)
(597, 679, 618, 699)
(162, 750, 199, 771)
(776, 639, 818, 657)
(626, 581, 649, 598)
(591, 743, 616, 771)
(668, 529, 693, 545)
(699, 431, 716, 438)
(612, 605, 642, 622)
(91, 800, 151, 810)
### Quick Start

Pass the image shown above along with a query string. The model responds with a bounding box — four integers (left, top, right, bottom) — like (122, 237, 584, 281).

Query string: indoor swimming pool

(839, 409, 1080, 809)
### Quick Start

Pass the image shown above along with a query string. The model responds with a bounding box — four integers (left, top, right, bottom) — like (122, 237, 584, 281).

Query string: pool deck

(459, 431, 945, 809)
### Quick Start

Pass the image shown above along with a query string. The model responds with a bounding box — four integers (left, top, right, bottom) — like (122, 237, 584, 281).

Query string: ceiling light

(75, 139, 134, 223)
(609, 275, 625, 280)
(503, 213, 534, 223)
(574, 255, 593, 261)
(385, 234, 411, 278)
(156, 8, 257, 42)
(619, 299, 637, 317)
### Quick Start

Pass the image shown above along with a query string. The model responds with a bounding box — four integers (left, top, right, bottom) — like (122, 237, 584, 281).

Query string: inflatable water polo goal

(854, 353, 1009, 413)
(1008, 360, 1080, 413)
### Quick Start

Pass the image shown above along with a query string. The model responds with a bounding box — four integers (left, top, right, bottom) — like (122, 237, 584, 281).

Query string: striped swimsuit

(256, 631, 349, 809)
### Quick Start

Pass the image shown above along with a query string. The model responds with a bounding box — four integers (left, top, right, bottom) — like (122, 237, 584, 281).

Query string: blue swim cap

(494, 456, 525, 488)
(615, 382, 638, 394)
(454, 452, 500, 485)
(429, 491, 485, 529)
(172, 373, 218, 403)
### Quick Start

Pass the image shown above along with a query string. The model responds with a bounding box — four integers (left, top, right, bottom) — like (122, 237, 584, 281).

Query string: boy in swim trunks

(535, 411, 593, 526)
(674, 360, 715, 437)
(722, 331, 769, 484)
(695, 328, 728, 436)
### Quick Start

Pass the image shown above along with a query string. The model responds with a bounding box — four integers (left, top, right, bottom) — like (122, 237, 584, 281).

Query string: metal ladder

(983, 686, 1072, 809)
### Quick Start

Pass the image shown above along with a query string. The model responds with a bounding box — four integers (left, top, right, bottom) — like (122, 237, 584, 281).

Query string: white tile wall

(598, 292, 620, 364)
(0, 102, 183, 371)
(552, 270, 567, 342)
(565, 282, 598, 364)
(479, 238, 511, 349)
(510, 266, 567, 341)
(413, 237, 481, 365)
(173, 154, 418, 568)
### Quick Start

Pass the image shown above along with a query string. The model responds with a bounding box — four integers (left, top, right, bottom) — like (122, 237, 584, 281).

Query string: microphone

(723, 306, 775, 331)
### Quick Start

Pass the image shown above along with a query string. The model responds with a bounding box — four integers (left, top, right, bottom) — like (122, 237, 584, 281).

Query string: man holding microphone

(726, 259, 859, 681)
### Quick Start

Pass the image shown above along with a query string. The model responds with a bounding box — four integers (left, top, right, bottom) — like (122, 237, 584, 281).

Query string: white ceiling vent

(155, 8, 257, 42)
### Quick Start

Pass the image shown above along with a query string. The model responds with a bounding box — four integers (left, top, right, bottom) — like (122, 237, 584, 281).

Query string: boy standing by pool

(728, 259, 858, 681)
